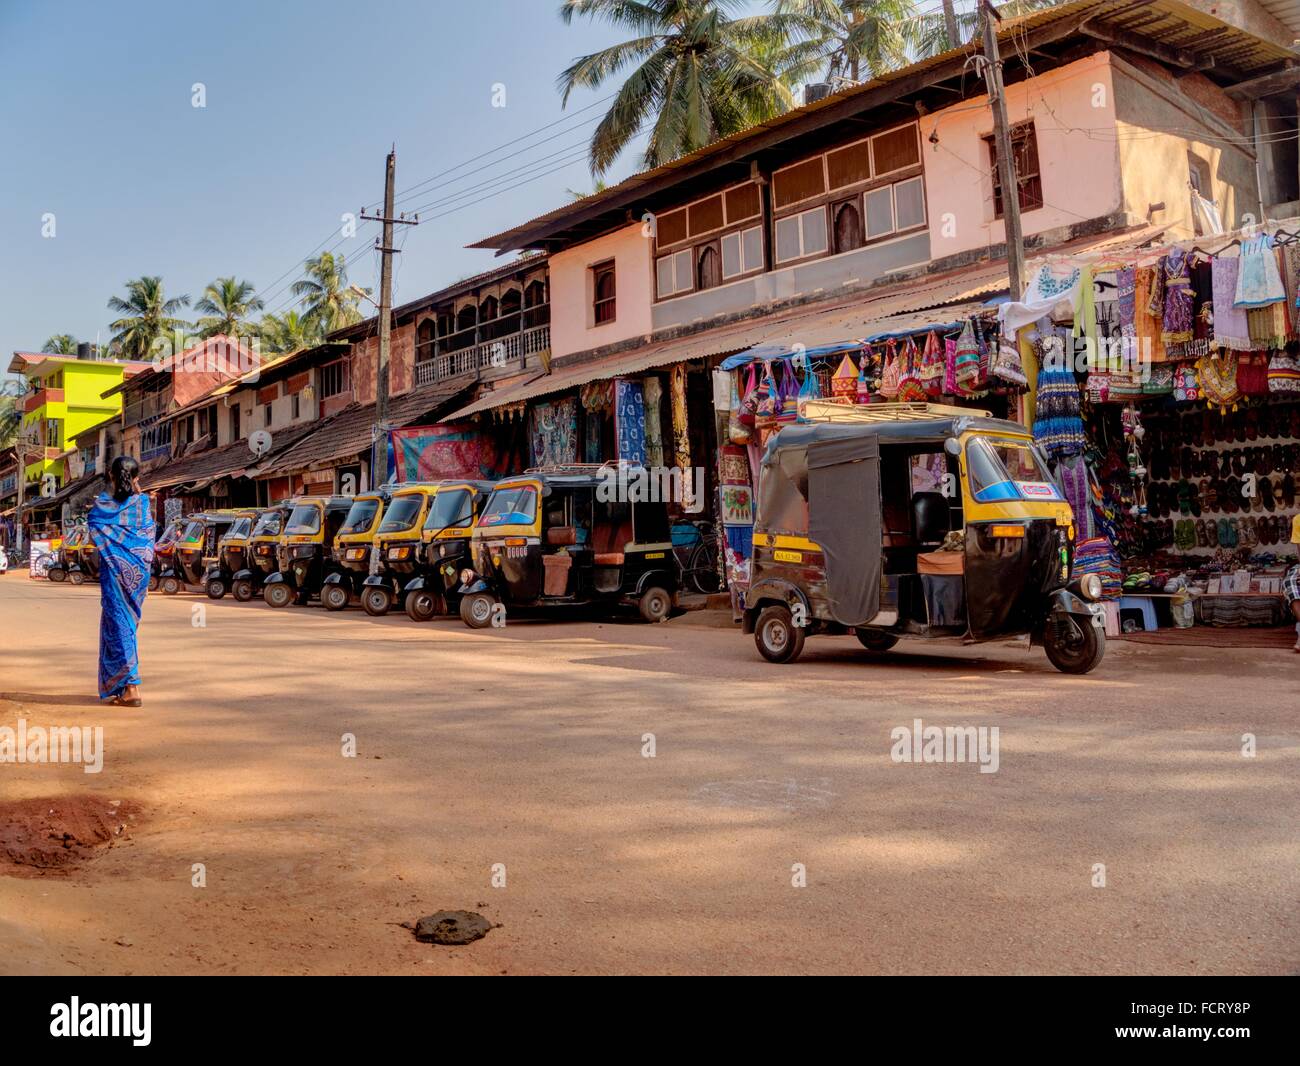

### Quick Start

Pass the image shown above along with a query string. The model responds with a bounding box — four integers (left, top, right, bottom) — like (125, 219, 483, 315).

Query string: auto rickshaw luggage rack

(797, 400, 991, 424)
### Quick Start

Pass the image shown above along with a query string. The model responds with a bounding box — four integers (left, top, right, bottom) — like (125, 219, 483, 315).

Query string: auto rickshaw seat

(546, 525, 578, 547)
(591, 518, 633, 566)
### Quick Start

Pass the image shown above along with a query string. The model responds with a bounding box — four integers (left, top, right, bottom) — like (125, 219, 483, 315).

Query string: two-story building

(441, 0, 1300, 497)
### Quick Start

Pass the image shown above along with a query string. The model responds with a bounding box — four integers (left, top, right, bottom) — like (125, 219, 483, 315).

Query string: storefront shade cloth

(806, 435, 882, 627)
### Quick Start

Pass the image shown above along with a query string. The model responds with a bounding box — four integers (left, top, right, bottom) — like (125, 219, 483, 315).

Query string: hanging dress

(1159, 248, 1194, 349)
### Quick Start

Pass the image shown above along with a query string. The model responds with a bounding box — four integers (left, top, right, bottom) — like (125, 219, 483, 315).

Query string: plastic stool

(1118, 595, 1158, 631)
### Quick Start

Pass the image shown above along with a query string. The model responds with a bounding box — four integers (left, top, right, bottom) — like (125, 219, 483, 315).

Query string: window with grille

(986, 122, 1043, 217)
(592, 261, 616, 324)
(319, 361, 345, 398)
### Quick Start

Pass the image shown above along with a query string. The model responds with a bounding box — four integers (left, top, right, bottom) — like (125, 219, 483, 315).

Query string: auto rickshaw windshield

(423, 488, 473, 532)
(339, 499, 379, 536)
(251, 510, 284, 537)
(967, 437, 1056, 500)
(479, 486, 537, 527)
(181, 520, 204, 542)
(377, 496, 423, 533)
(284, 503, 322, 535)
(225, 517, 252, 540)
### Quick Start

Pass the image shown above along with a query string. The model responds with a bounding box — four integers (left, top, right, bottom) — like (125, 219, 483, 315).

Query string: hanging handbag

(855, 348, 873, 405)
(737, 363, 761, 426)
(919, 330, 945, 398)
(830, 352, 857, 402)
(896, 338, 928, 402)
(1196, 351, 1242, 413)
(1172, 362, 1201, 403)
(878, 340, 901, 399)
(1267, 349, 1300, 394)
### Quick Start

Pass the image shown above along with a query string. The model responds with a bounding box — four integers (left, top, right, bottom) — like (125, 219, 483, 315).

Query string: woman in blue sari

(88, 456, 156, 706)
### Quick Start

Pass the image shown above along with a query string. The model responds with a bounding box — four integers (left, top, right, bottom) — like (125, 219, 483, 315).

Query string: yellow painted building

(8, 352, 150, 494)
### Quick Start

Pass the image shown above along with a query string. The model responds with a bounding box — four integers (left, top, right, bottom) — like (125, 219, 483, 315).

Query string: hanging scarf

(643, 375, 665, 467)
(669, 363, 694, 507)
(1211, 257, 1253, 351)
(1133, 265, 1167, 364)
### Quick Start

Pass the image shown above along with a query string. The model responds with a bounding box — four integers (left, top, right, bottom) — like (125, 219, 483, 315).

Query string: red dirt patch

(0, 795, 137, 877)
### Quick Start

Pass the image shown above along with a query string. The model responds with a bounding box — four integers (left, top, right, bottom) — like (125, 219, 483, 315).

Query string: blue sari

(87, 492, 156, 699)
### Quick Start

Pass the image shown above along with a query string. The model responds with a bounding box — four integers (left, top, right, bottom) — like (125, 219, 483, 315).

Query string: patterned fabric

(1159, 249, 1194, 347)
(1186, 255, 1214, 358)
(88, 492, 156, 700)
(1173, 362, 1201, 403)
(953, 320, 981, 387)
(1117, 267, 1138, 367)
(1268, 350, 1300, 394)
(1233, 234, 1286, 307)
(1056, 455, 1094, 540)
(1032, 332, 1085, 460)
(643, 376, 665, 467)
(1196, 352, 1242, 412)
(670, 363, 694, 509)
(1283, 564, 1300, 604)
(1134, 266, 1167, 363)
(1211, 257, 1252, 351)
(1091, 270, 1123, 371)
(530, 396, 578, 467)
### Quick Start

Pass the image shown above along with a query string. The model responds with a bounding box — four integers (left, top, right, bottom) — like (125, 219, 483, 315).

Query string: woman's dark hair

(109, 455, 141, 502)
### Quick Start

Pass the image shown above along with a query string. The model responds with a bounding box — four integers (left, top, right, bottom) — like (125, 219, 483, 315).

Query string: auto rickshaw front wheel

(361, 586, 392, 616)
(69, 570, 85, 585)
(264, 582, 293, 609)
(206, 578, 227, 600)
(755, 604, 805, 664)
(638, 586, 672, 623)
(161, 576, 182, 595)
(854, 629, 898, 652)
(48, 568, 67, 583)
(459, 591, 498, 629)
(231, 579, 254, 602)
(405, 589, 441, 622)
(1043, 615, 1105, 674)
(322, 584, 351, 612)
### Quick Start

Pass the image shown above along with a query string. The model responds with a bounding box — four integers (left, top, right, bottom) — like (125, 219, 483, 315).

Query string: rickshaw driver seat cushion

(592, 517, 634, 566)
(911, 491, 950, 546)
(546, 526, 578, 547)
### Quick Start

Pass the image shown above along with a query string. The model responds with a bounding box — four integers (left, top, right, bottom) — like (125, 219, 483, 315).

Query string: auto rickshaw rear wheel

(48, 568, 67, 583)
(161, 576, 182, 595)
(1043, 615, 1105, 674)
(264, 582, 293, 609)
(405, 589, 440, 622)
(854, 629, 898, 652)
(755, 604, 805, 664)
(322, 584, 351, 611)
(231, 579, 254, 602)
(148, 575, 160, 593)
(206, 578, 227, 600)
(638, 586, 672, 623)
(459, 591, 498, 629)
(69, 570, 85, 585)
(361, 586, 392, 616)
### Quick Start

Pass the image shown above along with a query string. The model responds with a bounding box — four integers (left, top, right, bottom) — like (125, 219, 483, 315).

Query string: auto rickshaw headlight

(390, 546, 411, 559)
(346, 547, 366, 561)
(1079, 573, 1103, 601)
(459, 568, 474, 585)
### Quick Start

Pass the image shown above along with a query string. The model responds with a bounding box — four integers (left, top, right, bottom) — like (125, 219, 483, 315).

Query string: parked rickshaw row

(92, 467, 696, 628)
(43, 405, 1106, 672)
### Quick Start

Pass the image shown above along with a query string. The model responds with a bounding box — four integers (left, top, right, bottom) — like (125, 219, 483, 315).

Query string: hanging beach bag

(878, 340, 901, 399)
(1267, 349, 1300, 394)
(737, 363, 761, 426)
(1172, 362, 1201, 403)
(830, 352, 857, 402)
(855, 348, 873, 404)
(919, 330, 945, 398)
(896, 338, 928, 402)
(990, 333, 1028, 387)
(1196, 352, 1242, 413)
(776, 360, 801, 425)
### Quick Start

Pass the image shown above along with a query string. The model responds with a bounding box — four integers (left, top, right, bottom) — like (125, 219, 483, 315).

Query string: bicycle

(671, 519, 723, 595)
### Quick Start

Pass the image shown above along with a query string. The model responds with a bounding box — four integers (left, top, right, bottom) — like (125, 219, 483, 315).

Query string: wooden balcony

(415, 323, 550, 387)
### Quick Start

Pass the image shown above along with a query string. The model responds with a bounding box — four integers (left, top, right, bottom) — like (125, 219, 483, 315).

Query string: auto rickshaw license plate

(773, 549, 802, 563)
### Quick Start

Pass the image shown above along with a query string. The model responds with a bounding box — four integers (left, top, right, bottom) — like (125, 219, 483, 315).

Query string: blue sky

(0, 0, 691, 375)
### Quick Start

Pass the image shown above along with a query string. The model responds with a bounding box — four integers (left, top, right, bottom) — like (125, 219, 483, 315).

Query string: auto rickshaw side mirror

(944, 437, 962, 457)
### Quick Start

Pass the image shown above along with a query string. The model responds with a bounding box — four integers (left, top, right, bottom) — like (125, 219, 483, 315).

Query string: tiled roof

(252, 378, 475, 477)
(140, 418, 323, 491)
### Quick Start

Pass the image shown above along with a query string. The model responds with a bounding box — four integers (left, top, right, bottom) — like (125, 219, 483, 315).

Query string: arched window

(696, 244, 721, 291)
(523, 279, 546, 308)
(500, 288, 522, 319)
(592, 262, 616, 324)
(833, 200, 864, 254)
(416, 319, 435, 363)
(456, 305, 477, 334)
(479, 296, 499, 322)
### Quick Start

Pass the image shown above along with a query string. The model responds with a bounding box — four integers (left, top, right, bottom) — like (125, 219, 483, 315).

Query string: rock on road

(1, 574, 1297, 975)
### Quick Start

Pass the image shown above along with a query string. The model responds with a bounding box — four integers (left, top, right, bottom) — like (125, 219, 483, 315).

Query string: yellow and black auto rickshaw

(457, 464, 679, 628)
(401, 479, 495, 621)
(203, 508, 259, 599)
(46, 527, 86, 584)
(743, 402, 1105, 673)
(173, 511, 243, 594)
(78, 525, 101, 584)
(151, 517, 186, 593)
(231, 503, 292, 601)
(263, 495, 353, 608)
(320, 488, 393, 612)
(359, 482, 441, 616)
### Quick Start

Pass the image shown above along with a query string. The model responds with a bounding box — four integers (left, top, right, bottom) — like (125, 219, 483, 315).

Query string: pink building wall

(921, 52, 1122, 261)
(548, 223, 654, 359)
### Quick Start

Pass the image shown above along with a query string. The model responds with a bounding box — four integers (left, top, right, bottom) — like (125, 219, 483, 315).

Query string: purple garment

(1212, 257, 1253, 351)
(1161, 249, 1194, 346)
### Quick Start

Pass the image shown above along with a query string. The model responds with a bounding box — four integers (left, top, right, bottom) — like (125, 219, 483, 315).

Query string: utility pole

(979, 1, 1026, 301)
(359, 147, 418, 487)
(942, 0, 960, 49)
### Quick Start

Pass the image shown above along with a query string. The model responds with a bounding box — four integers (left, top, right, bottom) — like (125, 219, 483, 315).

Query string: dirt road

(1, 574, 1297, 974)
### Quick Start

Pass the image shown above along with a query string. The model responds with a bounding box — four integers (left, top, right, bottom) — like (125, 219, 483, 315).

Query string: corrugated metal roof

(471, 0, 1296, 252)
(140, 419, 323, 491)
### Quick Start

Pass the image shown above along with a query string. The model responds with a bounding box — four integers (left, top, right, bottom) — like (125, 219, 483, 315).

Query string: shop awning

(22, 473, 106, 512)
(443, 224, 1166, 421)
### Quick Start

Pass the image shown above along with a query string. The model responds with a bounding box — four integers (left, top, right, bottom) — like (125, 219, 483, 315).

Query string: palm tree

(0, 395, 19, 449)
(557, 0, 802, 175)
(107, 277, 190, 359)
(291, 252, 365, 333)
(776, 0, 915, 84)
(258, 310, 323, 354)
(41, 334, 78, 355)
(194, 276, 264, 340)
(910, 0, 1059, 59)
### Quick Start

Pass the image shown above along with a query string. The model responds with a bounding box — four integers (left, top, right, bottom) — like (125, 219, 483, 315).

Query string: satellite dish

(248, 429, 273, 457)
